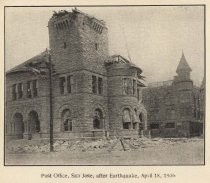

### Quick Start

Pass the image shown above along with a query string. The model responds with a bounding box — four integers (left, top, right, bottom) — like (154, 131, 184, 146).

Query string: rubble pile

(6, 137, 203, 153)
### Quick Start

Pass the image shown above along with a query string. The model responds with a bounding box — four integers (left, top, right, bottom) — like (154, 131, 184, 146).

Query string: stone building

(142, 52, 204, 137)
(6, 9, 147, 140)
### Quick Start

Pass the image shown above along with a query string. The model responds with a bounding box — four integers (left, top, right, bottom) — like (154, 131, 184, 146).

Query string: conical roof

(176, 52, 192, 73)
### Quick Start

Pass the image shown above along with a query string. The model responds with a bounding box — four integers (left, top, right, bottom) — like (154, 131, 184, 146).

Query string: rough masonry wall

(6, 72, 50, 136)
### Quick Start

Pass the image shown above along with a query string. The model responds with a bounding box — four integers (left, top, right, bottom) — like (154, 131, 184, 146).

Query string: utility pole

(48, 50, 54, 152)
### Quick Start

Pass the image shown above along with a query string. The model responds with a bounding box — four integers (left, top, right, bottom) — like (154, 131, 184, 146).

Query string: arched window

(13, 113, 24, 138)
(93, 109, 103, 129)
(61, 109, 72, 131)
(28, 111, 40, 133)
(122, 108, 131, 129)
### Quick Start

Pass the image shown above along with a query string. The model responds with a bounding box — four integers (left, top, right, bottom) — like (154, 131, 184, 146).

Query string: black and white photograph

(4, 5, 205, 166)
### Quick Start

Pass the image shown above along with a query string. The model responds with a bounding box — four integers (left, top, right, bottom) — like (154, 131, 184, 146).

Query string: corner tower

(174, 52, 193, 91)
(173, 52, 194, 126)
(48, 9, 108, 74)
(176, 51, 192, 80)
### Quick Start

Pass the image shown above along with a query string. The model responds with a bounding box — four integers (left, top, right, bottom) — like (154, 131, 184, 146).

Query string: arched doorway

(61, 109, 72, 131)
(93, 109, 103, 129)
(28, 111, 40, 133)
(13, 113, 24, 139)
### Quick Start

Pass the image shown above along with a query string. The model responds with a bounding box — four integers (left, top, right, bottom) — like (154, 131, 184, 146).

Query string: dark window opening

(139, 113, 143, 122)
(92, 75, 97, 94)
(27, 81, 32, 98)
(165, 122, 175, 128)
(28, 111, 40, 133)
(64, 42, 67, 49)
(67, 75, 73, 93)
(123, 122, 130, 129)
(123, 108, 131, 129)
(95, 43, 98, 50)
(32, 80, 38, 97)
(59, 77, 65, 94)
(17, 83, 23, 99)
(93, 118, 100, 129)
(35, 120, 40, 132)
(133, 79, 136, 95)
(150, 123, 159, 129)
(64, 119, 72, 131)
(12, 84, 17, 100)
(98, 77, 103, 94)
(93, 109, 103, 129)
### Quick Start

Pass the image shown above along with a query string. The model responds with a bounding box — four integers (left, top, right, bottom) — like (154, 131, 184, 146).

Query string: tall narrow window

(67, 75, 73, 93)
(98, 77, 103, 95)
(92, 75, 97, 94)
(128, 79, 133, 95)
(59, 77, 65, 94)
(64, 42, 67, 49)
(17, 83, 23, 99)
(123, 78, 128, 95)
(32, 80, 38, 97)
(95, 43, 98, 50)
(26, 81, 32, 98)
(122, 108, 131, 129)
(62, 109, 72, 131)
(137, 88, 140, 101)
(12, 84, 17, 100)
(133, 79, 136, 95)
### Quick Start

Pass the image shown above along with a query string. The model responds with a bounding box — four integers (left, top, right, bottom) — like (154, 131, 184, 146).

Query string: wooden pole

(48, 51, 54, 152)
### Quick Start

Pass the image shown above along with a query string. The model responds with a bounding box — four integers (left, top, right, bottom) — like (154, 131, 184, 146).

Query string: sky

(5, 6, 204, 86)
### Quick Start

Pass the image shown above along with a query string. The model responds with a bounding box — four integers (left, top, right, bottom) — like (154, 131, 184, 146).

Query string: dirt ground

(5, 137, 204, 165)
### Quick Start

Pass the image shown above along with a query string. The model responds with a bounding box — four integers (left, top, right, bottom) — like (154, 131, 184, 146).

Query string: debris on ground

(6, 137, 203, 153)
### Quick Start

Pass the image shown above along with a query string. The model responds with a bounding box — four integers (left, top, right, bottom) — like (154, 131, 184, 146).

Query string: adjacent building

(142, 52, 204, 137)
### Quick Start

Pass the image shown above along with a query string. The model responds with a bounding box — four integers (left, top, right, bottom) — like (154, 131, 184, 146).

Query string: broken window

(32, 80, 38, 97)
(67, 75, 73, 93)
(17, 83, 23, 99)
(26, 81, 32, 98)
(122, 108, 131, 129)
(92, 75, 97, 94)
(59, 77, 65, 94)
(98, 77, 103, 94)
(12, 84, 17, 100)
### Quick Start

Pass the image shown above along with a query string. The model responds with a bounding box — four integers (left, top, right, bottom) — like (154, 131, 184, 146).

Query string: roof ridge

(6, 50, 48, 74)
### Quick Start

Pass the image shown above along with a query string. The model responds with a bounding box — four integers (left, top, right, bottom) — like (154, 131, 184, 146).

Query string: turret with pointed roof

(176, 51, 192, 81)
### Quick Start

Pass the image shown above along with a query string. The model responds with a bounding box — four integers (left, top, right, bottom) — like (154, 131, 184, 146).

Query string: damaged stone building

(142, 53, 205, 137)
(6, 9, 147, 140)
